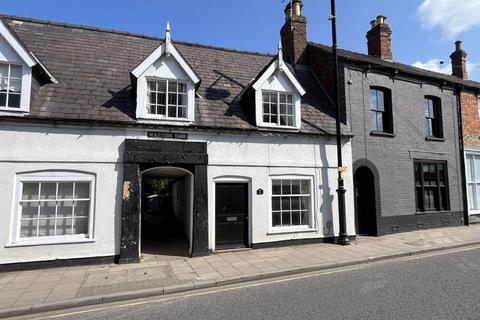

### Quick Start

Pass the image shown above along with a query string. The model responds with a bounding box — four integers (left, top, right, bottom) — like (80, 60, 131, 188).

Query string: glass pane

(414, 162, 422, 185)
(280, 115, 287, 125)
(288, 116, 294, 127)
(0, 92, 6, 106)
(10, 65, 22, 79)
(168, 81, 177, 93)
(158, 93, 166, 105)
(301, 211, 310, 225)
(424, 99, 430, 117)
(423, 164, 436, 186)
(280, 104, 286, 115)
(291, 180, 301, 194)
(8, 94, 20, 108)
(168, 106, 176, 117)
(270, 93, 278, 104)
(416, 187, 424, 212)
(168, 93, 177, 106)
(0, 78, 7, 91)
(262, 93, 269, 103)
(287, 105, 293, 116)
(158, 81, 166, 92)
(148, 105, 156, 114)
(74, 201, 90, 217)
(58, 183, 73, 199)
(73, 218, 88, 235)
(272, 180, 281, 195)
(20, 220, 38, 238)
(272, 212, 281, 227)
(371, 111, 378, 131)
(148, 81, 156, 92)
(377, 90, 385, 111)
(0, 64, 8, 78)
(438, 164, 446, 186)
(263, 115, 270, 123)
(282, 212, 291, 226)
(282, 197, 291, 210)
(8, 79, 21, 93)
(158, 105, 166, 115)
(272, 198, 280, 211)
(376, 112, 384, 131)
(55, 218, 72, 236)
(178, 93, 186, 106)
(466, 156, 474, 182)
(292, 212, 301, 225)
(475, 157, 480, 183)
(178, 106, 186, 118)
(476, 185, 480, 210)
(468, 184, 476, 209)
(38, 219, 55, 236)
(271, 115, 278, 123)
(57, 201, 73, 218)
(300, 196, 310, 211)
(281, 180, 291, 195)
(424, 188, 436, 210)
(287, 95, 293, 104)
(149, 92, 157, 104)
(291, 197, 300, 210)
(39, 202, 56, 218)
(74, 182, 90, 199)
(22, 183, 39, 200)
(20, 202, 39, 219)
(369, 90, 377, 109)
(178, 83, 187, 93)
(440, 187, 448, 210)
(40, 183, 56, 200)
(301, 180, 310, 194)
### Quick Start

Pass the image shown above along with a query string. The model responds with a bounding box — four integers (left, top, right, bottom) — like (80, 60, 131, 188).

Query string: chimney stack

(280, 0, 307, 65)
(366, 15, 393, 61)
(450, 40, 468, 80)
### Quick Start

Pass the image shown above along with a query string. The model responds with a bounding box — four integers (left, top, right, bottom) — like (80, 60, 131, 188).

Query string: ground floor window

(466, 153, 480, 214)
(414, 160, 449, 212)
(12, 172, 95, 244)
(271, 178, 312, 228)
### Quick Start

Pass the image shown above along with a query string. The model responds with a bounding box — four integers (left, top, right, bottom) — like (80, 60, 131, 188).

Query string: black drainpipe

(455, 84, 469, 226)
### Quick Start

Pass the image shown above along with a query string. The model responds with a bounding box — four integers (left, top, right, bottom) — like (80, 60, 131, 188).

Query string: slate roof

(310, 42, 480, 90)
(0, 15, 347, 136)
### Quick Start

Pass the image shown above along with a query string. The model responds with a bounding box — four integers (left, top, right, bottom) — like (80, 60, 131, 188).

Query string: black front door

(354, 167, 377, 236)
(215, 183, 248, 248)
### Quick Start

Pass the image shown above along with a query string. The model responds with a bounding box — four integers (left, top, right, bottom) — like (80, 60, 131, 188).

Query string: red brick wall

(461, 89, 480, 147)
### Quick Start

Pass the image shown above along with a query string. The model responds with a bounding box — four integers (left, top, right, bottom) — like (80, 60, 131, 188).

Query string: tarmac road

(17, 246, 480, 320)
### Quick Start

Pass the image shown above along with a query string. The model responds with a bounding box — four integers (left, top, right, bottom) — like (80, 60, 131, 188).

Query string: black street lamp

(329, 0, 350, 246)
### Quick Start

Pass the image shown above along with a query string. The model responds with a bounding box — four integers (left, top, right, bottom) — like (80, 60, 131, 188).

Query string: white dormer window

(147, 79, 187, 118)
(0, 63, 22, 109)
(262, 91, 294, 126)
(132, 23, 201, 124)
(252, 42, 306, 130)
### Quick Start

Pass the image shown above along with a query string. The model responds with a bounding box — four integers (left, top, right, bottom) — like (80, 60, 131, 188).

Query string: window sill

(415, 210, 450, 215)
(258, 124, 300, 132)
(370, 131, 396, 138)
(137, 118, 194, 126)
(267, 227, 318, 235)
(425, 136, 445, 142)
(5, 238, 95, 248)
(0, 108, 29, 117)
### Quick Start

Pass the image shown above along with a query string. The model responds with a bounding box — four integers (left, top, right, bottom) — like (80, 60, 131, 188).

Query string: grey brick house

(309, 16, 480, 235)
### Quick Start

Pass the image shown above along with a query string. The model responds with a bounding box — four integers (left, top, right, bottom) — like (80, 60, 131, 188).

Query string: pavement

(1, 224, 480, 318)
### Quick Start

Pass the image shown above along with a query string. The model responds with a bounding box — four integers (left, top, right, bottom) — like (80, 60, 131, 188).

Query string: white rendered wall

(0, 123, 355, 264)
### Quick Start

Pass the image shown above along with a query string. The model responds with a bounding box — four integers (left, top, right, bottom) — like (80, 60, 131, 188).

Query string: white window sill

(267, 227, 318, 235)
(5, 237, 96, 248)
(137, 117, 194, 126)
(468, 210, 480, 216)
(0, 108, 28, 116)
(257, 125, 300, 132)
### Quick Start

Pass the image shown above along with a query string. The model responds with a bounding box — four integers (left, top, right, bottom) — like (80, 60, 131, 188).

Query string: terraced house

(0, 1, 357, 267)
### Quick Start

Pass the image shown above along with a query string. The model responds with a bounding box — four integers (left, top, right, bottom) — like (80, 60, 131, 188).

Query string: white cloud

(412, 59, 480, 78)
(418, 0, 480, 38)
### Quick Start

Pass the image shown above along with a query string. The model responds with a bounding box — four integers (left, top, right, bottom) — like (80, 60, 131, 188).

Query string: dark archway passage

(354, 166, 377, 236)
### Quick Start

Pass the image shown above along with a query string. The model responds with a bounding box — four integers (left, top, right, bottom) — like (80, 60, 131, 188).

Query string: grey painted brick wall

(343, 66, 464, 235)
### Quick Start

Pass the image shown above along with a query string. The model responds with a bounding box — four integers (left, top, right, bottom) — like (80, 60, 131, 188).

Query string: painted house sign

(147, 131, 188, 140)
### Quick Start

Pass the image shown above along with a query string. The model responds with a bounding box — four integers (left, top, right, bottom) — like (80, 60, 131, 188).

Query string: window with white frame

(262, 91, 294, 127)
(147, 79, 187, 118)
(271, 179, 312, 227)
(13, 174, 95, 244)
(466, 154, 480, 213)
(0, 63, 22, 109)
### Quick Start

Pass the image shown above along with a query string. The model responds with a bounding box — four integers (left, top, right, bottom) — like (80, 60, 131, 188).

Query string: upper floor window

(147, 79, 187, 119)
(424, 96, 443, 138)
(0, 63, 22, 109)
(370, 87, 393, 134)
(262, 91, 294, 127)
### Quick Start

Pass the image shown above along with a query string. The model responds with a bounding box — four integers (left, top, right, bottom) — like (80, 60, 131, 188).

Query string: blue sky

(2, 0, 480, 80)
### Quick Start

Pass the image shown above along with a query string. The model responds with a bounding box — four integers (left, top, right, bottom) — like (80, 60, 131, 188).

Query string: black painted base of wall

(375, 211, 464, 236)
(0, 255, 116, 273)
(251, 235, 357, 249)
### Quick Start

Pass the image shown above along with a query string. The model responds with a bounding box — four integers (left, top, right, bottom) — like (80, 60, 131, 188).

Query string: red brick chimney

(366, 15, 393, 61)
(450, 40, 468, 80)
(280, 0, 307, 65)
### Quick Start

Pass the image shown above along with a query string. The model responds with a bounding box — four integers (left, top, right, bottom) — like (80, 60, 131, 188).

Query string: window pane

(178, 106, 186, 118)
(466, 156, 474, 182)
(369, 90, 377, 109)
(168, 93, 177, 106)
(424, 188, 436, 210)
(39, 202, 56, 218)
(8, 94, 20, 108)
(440, 187, 448, 210)
(438, 164, 446, 186)
(376, 112, 384, 131)
(301, 211, 310, 225)
(271, 115, 278, 123)
(416, 187, 424, 212)
(157, 105, 166, 115)
(475, 157, 480, 183)
(300, 197, 310, 211)
(468, 184, 476, 209)
(22, 183, 39, 200)
(282, 197, 291, 211)
(301, 180, 310, 194)
(272, 212, 281, 227)
(158, 93, 166, 106)
(376, 90, 385, 111)
(58, 183, 73, 199)
(20, 202, 39, 219)
(9, 79, 21, 93)
(272, 180, 281, 195)
(0, 77, 7, 91)
(73, 218, 88, 234)
(280, 94, 286, 103)
(280, 104, 286, 115)
(168, 81, 177, 93)
(75, 201, 90, 217)
(55, 218, 73, 236)
(282, 212, 291, 226)
(38, 219, 55, 236)
(280, 115, 287, 125)
(74, 182, 90, 199)
(282, 180, 291, 195)
(292, 212, 301, 225)
(291, 180, 301, 194)
(291, 197, 300, 210)
(20, 220, 38, 238)
(178, 93, 187, 106)
(158, 81, 166, 92)
(475, 185, 480, 210)
(0, 92, 6, 106)
(371, 111, 378, 131)
(40, 183, 56, 200)
(414, 163, 422, 185)
(168, 105, 176, 117)
(272, 198, 280, 211)
(178, 83, 187, 93)
(271, 93, 278, 104)
(148, 81, 156, 92)
(10, 65, 22, 79)
(423, 164, 436, 186)
(263, 115, 269, 123)
(287, 95, 293, 104)
(149, 92, 157, 105)
(57, 201, 73, 218)
(0, 64, 8, 78)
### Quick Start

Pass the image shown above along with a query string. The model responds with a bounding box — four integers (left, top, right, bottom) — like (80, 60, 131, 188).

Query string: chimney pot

(455, 40, 462, 51)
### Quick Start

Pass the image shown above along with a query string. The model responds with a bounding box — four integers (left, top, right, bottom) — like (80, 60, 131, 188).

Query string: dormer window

(0, 63, 22, 109)
(147, 79, 187, 118)
(262, 91, 294, 126)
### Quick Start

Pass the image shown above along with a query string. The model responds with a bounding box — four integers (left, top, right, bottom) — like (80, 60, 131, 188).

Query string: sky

(2, 0, 480, 80)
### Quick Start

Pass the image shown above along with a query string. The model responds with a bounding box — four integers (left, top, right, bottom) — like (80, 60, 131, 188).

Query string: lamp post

(329, 0, 349, 246)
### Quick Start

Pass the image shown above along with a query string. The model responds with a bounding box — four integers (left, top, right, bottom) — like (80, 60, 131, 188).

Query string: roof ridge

(1, 13, 275, 58)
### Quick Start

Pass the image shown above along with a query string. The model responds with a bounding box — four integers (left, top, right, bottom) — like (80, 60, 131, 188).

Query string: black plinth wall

(118, 139, 209, 264)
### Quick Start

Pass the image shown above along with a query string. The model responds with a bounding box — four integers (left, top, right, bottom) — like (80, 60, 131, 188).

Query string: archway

(354, 166, 377, 236)
(141, 167, 194, 259)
